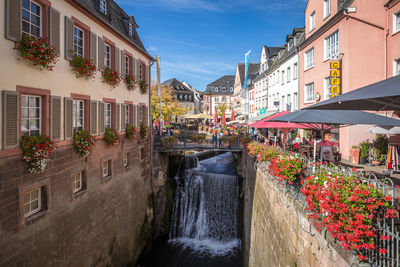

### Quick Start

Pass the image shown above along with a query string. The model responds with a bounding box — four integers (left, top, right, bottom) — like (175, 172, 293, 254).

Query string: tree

(151, 85, 187, 122)
(217, 101, 229, 117)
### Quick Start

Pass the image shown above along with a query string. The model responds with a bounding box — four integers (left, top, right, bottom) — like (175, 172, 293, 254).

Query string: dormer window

(215, 87, 219, 92)
(129, 23, 133, 36)
(99, 0, 107, 14)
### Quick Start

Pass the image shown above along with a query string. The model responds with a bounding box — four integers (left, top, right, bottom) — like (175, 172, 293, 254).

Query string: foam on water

(168, 238, 241, 257)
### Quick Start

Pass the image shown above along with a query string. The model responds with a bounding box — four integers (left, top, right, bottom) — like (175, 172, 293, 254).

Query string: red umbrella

(230, 110, 235, 121)
(250, 111, 320, 129)
(214, 107, 218, 126)
(221, 111, 226, 126)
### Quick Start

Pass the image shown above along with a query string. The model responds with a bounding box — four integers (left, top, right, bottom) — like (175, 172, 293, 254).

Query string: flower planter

(371, 160, 381, 166)
(350, 148, 360, 165)
(359, 158, 366, 165)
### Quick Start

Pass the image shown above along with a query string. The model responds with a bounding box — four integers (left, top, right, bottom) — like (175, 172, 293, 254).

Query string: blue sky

(115, 0, 307, 91)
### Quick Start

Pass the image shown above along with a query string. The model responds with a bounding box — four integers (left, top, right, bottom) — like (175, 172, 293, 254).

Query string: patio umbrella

(305, 75, 400, 111)
(269, 109, 400, 162)
(214, 107, 218, 126)
(231, 110, 235, 121)
(366, 126, 400, 135)
(221, 111, 226, 126)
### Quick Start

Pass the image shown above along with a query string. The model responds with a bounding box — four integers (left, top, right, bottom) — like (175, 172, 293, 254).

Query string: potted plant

(350, 145, 360, 165)
(371, 134, 388, 165)
(71, 55, 96, 79)
(140, 123, 149, 139)
(125, 124, 138, 139)
(20, 135, 57, 173)
(102, 67, 122, 87)
(104, 128, 119, 145)
(125, 74, 136, 91)
(358, 140, 370, 165)
(73, 130, 96, 158)
(160, 136, 176, 147)
(139, 80, 148, 94)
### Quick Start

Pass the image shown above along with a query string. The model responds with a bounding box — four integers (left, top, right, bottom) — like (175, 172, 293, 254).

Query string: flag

(242, 50, 251, 90)
(221, 111, 226, 127)
(230, 110, 235, 121)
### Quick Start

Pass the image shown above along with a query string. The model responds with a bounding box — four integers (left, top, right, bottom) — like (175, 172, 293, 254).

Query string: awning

(251, 111, 321, 129)
(305, 75, 400, 111)
(367, 126, 400, 135)
(249, 110, 278, 122)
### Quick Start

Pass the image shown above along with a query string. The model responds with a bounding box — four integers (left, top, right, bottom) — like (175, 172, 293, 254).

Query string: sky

(115, 0, 307, 92)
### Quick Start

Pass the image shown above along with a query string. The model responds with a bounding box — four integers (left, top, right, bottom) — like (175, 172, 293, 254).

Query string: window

(293, 63, 298, 79)
(324, 77, 331, 100)
(73, 100, 84, 130)
(394, 58, 400, 76)
(394, 11, 400, 33)
(286, 94, 291, 111)
(72, 171, 83, 194)
(222, 96, 226, 102)
(125, 55, 130, 76)
(230, 87, 233, 92)
(21, 95, 41, 136)
(305, 48, 314, 70)
(139, 63, 145, 81)
(23, 187, 41, 218)
(281, 71, 285, 85)
(215, 97, 219, 103)
(287, 67, 291, 82)
(124, 105, 129, 128)
(105, 103, 111, 129)
(102, 160, 111, 178)
(22, 0, 41, 37)
(310, 12, 315, 31)
(323, 0, 331, 18)
(73, 26, 84, 57)
(305, 83, 314, 103)
(294, 92, 298, 110)
(325, 31, 339, 60)
(222, 87, 226, 92)
(129, 23, 133, 36)
(139, 147, 144, 160)
(138, 105, 143, 124)
(99, 0, 107, 14)
(104, 44, 111, 68)
(123, 153, 129, 167)
(215, 87, 219, 92)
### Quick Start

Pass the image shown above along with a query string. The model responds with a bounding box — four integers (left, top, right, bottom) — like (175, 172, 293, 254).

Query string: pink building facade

(300, 0, 400, 161)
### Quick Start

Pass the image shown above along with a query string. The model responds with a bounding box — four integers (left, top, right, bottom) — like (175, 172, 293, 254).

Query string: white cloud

(148, 46, 157, 52)
(143, 35, 210, 49)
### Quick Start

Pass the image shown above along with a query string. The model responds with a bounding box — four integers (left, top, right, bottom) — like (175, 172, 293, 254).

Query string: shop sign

(260, 109, 266, 115)
(330, 60, 341, 98)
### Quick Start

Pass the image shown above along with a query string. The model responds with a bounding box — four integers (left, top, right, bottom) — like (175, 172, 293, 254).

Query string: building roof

(74, 0, 152, 59)
(205, 75, 235, 95)
(237, 63, 260, 86)
(161, 78, 195, 102)
(207, 75, 235, 87)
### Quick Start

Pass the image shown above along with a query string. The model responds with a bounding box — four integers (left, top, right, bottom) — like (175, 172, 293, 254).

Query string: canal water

(138, 152, 242, 267)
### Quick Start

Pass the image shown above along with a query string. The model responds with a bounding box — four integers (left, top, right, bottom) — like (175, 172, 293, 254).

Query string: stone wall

(240, 153, 354, 267)
(0, 137, 152, 267)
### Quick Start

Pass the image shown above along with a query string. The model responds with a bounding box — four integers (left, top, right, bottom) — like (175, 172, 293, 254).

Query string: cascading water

(137, 152, 242, 267)
(170, 152, 240, 256)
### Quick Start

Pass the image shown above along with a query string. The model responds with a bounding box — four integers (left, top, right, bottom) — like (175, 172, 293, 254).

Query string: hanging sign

(330, 59, 341, 98)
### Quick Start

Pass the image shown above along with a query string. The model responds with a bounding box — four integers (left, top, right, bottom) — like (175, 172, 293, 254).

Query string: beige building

(162, 78, 196, 115)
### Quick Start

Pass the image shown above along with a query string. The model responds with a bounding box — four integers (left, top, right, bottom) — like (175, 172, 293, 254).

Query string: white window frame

(22, 0, 42, 37)
(73, 26, 84, 57)
(129, 23, 133, 36)
(104, 44, 111, 68)
(323, 0, 331, 19)
(305, 48, 314, 70)
(23, 187, 41, 218)
(99, 0, 107, 14)
(125, 55, 129, 76)
(287, 67, 291, 82)
(309, 11, 316, 32)
(124, 105, 129, 128)
(102, 160, 109, 178)
(324, 31, 339, 60)
(394, 58, 400, 76)
(293, 92, 298, 110)
(104, 103, 111, 129)
(305, 83, 315, 103)
(293, 63, 298, 79)
(73, 100, 84, 131)
(21, 95, 41, 136)
(394, 10, 400, 34)
(324, 77, 331, 100)
(72, 171, 83, 193)
(281, 70, 285, 85)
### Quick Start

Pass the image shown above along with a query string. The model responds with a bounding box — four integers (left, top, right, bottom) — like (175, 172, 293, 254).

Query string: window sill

(73, 189, 87, 199)
(304, 66, 314, 72)
(304, 100, 315, 104)
(103, 175, 112, 183)
(323, 14, 331, 21)
(392, 30, 400, 37)
(24, 210, 48, 225)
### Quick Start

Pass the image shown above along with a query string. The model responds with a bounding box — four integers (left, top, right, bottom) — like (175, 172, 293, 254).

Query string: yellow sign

(330, 94, 340, 98)
(330, 86, 341, 94)
(330, 78, 341, 86)
(330, 61, 341, 69)
(330, 70, 340, 77)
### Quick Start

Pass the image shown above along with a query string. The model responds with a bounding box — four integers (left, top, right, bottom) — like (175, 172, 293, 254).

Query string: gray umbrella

(269, 109, 400, 161)
(305, 75, 400, 111)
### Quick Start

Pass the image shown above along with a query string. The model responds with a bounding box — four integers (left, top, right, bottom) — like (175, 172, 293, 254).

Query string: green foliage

(372, 134, 388, 161)
(125, 124, 138, 139)
(71, 55, 96, 79)
(125, 74, 136, 90)
(20, 135, 57, 173)
(139, 80, 148, 94)
(73, 129, 96, 158)
(104, 128, 119, 145)
(140, 123, 149, 138)
(358, 140, 370, 159)
(161, 136, 176, 147)
(192, 133, 206, 144)
(102, 67, 122, 87)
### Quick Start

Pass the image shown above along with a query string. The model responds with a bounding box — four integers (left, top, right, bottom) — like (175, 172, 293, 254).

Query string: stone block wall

(0, 137, 152, 267)
(241, 154, 353, 267)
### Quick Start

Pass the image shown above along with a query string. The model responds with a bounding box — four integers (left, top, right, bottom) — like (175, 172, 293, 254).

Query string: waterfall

(169, 152, 241, 256)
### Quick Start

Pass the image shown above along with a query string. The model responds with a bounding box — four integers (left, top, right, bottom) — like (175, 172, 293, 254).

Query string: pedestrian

(218, 131, 223, 148)
(294, 134, 301, 151)
(213, 133, 218, 147)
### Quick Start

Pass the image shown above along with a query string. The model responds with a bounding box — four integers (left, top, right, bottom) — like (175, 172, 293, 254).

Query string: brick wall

(240, 153, 354, 267)
(0, 137, 152, 267)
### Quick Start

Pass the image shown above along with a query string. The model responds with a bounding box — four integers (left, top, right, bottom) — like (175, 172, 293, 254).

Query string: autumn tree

(217, 101, 229, 117)
(151, 85, 187, 122)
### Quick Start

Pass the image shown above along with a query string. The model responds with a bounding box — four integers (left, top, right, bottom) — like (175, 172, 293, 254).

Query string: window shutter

(64, 16, 74, 61)
(115, 47, 120, 73)
(144, 105, 148, 126)
(5, 0, 21, 42)
(115, 103, 121, 131)
(90, 100, 98, 135)
(2, 90, 19, 149)
(90, 32, 97, 66)
(132, 105, 136, 127)
(49, 7, 60, 56)
(50, 96, 61, 140)
(121, 51, 126, 77)
(64, 97, 73, 140)
(98, 37, 105, 71)
(137, 105, 142, 125)
(131, 57, 136, 78)
(121, 104, 126, 130)
(129, 104, 133, 125)
(146, 65, 150, 90)
(135, 59, 140, 81)
(98, 102, 105, 134)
